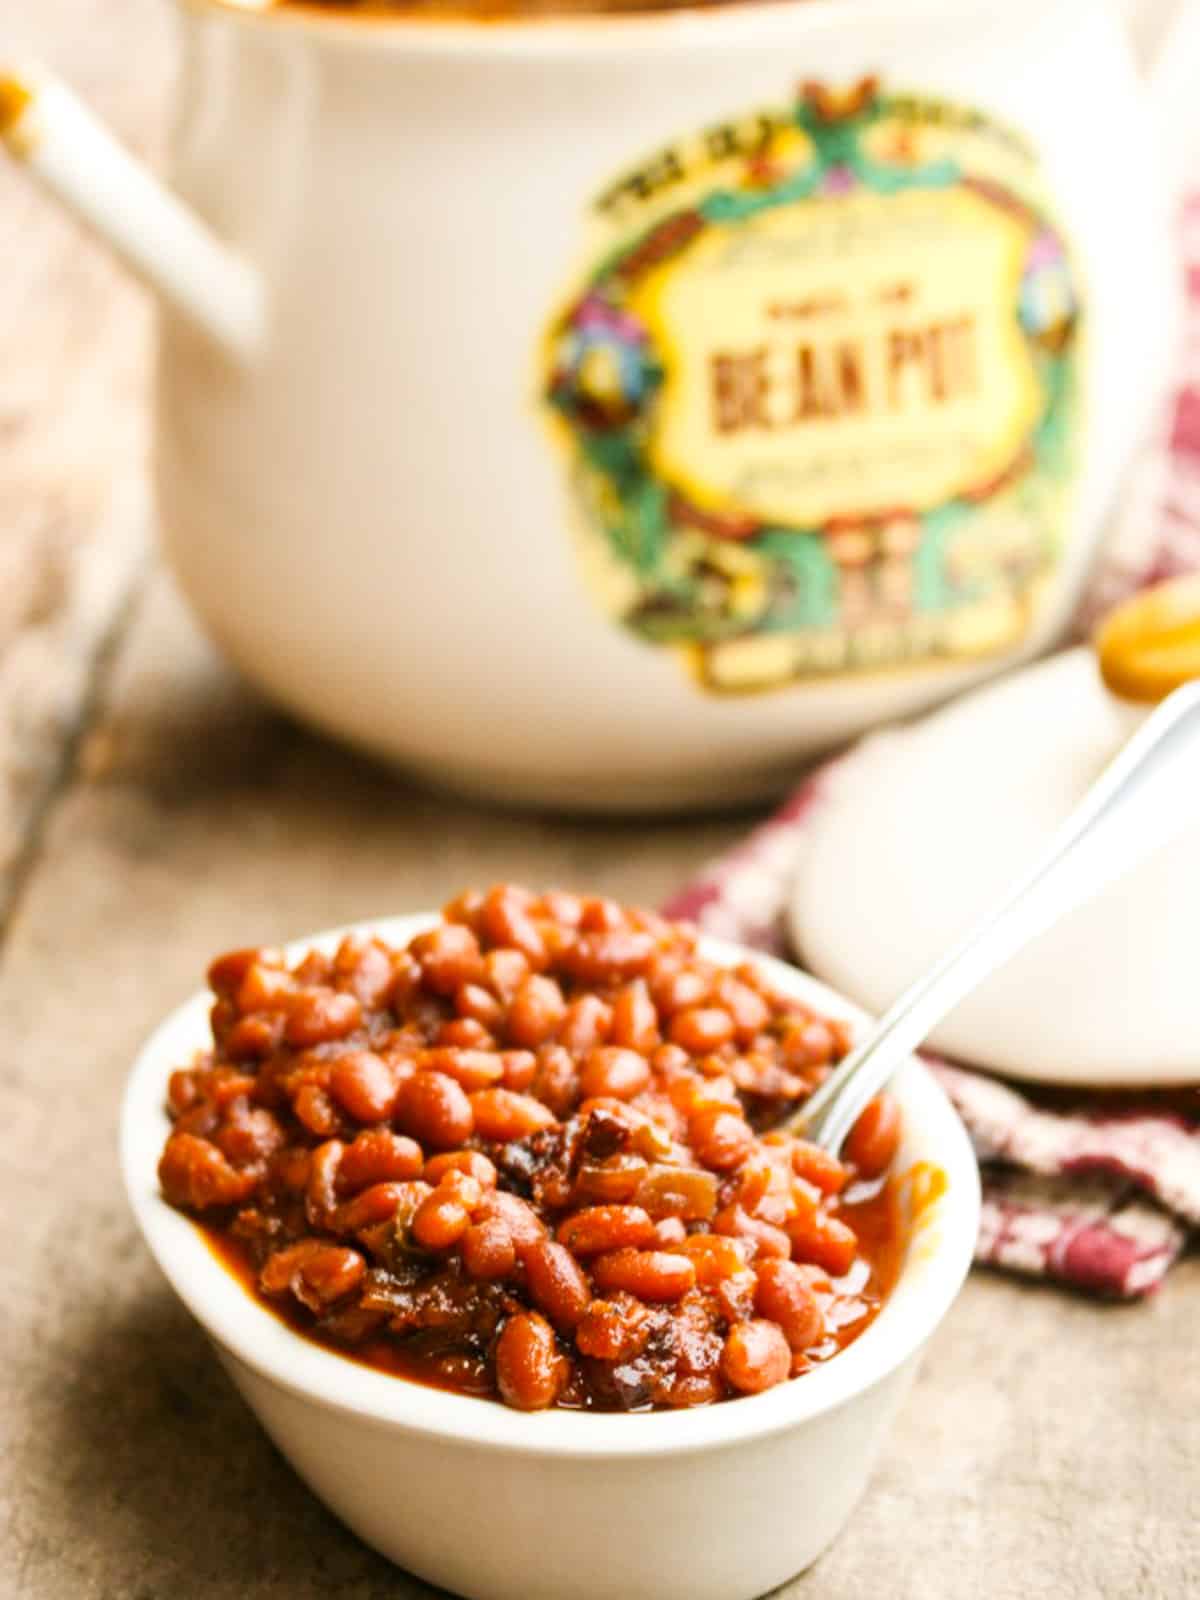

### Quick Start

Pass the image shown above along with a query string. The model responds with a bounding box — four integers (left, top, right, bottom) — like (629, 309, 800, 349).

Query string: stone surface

(1, 2, 1197, 1596)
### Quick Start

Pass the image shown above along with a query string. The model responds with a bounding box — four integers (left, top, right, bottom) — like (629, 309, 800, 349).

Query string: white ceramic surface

(790, 647, 1200, 1086)
(120, 914, 979, 1600)
(4, 0, 1196, 809)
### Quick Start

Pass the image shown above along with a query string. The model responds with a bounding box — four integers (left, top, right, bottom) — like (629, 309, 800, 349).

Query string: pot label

(542, 79, 1083, 692)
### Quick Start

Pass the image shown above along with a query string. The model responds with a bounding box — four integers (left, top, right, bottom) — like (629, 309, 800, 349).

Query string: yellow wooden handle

(1094, 573, 1200, 703)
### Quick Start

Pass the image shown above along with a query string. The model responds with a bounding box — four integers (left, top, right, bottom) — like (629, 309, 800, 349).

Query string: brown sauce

(201, 1173, 906, 1406)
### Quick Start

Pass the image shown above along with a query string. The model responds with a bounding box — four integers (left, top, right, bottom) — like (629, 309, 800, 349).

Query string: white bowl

(120, 915, 980, 1600)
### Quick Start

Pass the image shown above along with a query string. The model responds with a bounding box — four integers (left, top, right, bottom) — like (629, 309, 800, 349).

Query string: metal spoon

(785, 678, 1200, 1155)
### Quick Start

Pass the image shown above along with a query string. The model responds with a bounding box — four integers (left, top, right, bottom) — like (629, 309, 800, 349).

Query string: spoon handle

(788, 678, 1200, 1155)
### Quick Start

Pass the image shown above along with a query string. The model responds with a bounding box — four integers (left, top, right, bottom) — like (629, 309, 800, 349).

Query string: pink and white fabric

(664, 195, 1200, 1300)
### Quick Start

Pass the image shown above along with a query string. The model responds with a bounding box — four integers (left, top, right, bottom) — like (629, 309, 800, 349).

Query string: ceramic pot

(4, 0, 1199, 809)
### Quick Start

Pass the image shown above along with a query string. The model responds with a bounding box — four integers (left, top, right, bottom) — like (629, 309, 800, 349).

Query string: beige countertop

(1, 3, 1196, 1596)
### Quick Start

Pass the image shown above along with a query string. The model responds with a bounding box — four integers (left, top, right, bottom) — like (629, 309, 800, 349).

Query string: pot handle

(0, 62, 263, 360)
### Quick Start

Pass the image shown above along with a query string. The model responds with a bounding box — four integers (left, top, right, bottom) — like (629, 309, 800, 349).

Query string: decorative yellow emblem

(543, 81, 1084, 693)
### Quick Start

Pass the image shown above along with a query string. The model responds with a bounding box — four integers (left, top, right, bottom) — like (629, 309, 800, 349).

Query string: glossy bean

(224, 1013, 286, 1061)
(499, 1050, 538, 1092)
(410, 923, 485, 996)
(651, 1216, 688, 1248)
(688, 1107, 756, 1171)
(158, 1132, 256, 1211)
(412, 1191, 472, 1250)
(329, 1051, 399, 1123)
(423, 1149, 497, 1189)
(337, 1130, 424, 1193)
(235, 961, 296, 1015)
(523, 1238, 591, 1330)
(713, 1204, 792, 1261)
(651, 967, 711, 1016)
(469, 1088, 556, 1141)
(574, 1296, 650, 1362)
(480, 885, 549, 969)
(435, 1017, 495, 1050)
(396, 1071, 474, 1149)
(461, 1218, 517, 1280)
(609, 979, 659, 1053)
(531, 1046, 580, 1119)
(477, 1189, 546, 1251)
(495, 1311, 567, 1411)
(713, 975, 770, 1043)
(754, 1258, 825, 1350)
(507, 975, 567, 1048)
(454, 982, 505, 1032)
(442, 888, 485, 927)
(560, 930, 656, 985)
(676, 1233, 751, 1286)
(305, 1138, 345, 1223)
(634, 1164, 718, 1221)
(284, 988, 362, 1048)
(557, 1205, 656, 1256)
(790, 1140, 849, 1195)
(844, 1094, 902, 1179)
(208, 946, 279, 1000)
(721, 1319, 791, 1394)
(558, 994, 613, 1053)
(258, 1238, 322, 1295)
(787, 1204, 859, 1278)
(419, 1048, 504, 1092)
(591, 1248, 696, 1302)
(669, 1006, 736, 1054)
(580, 1047, 651, 1102)
(335, 1179, 430, 1233)
(292, 1082, 339, 1137)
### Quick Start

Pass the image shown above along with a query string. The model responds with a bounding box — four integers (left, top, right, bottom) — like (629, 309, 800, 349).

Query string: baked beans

(160, 888, 905, 1411)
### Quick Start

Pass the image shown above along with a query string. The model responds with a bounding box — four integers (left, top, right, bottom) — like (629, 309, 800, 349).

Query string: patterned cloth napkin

(664, 194, 1200, 1300)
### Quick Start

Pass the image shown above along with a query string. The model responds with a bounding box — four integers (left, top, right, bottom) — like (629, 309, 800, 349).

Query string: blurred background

(1, 0, 169, 902)
(0, 0, 1189, 884)
(3, 4, 1199, 1598)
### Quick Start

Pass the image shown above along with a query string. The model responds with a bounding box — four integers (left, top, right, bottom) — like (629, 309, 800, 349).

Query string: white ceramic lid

(789, 647, 1200, 1086)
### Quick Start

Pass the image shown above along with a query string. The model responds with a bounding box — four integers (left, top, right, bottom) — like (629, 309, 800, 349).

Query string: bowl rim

(176, 0, 1001, 60)
(120, 913, 980, 1460)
